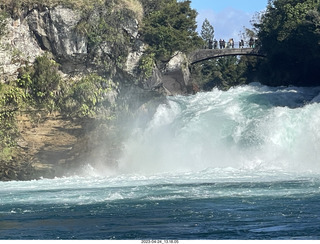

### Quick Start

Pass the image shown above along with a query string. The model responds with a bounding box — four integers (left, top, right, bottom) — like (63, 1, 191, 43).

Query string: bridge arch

(188, 48, 266, 65)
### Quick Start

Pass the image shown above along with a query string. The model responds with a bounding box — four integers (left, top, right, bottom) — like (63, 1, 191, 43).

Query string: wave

(118, 83, 320, 174)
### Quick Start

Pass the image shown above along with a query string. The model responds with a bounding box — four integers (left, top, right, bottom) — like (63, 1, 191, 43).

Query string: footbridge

(188, 48, 266, 64)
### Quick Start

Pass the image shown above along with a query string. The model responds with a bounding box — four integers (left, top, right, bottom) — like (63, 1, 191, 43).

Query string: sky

(190, 0, 269, 41)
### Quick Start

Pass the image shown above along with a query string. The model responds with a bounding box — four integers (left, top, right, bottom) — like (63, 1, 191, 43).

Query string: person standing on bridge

(219, 39, 223, 49)
(249, 37, 254, 48)
(214, 39, 218, 49)
(208, 39, 213, 49)
(230, 38, 234, 48)
(240, 39, 244, 48)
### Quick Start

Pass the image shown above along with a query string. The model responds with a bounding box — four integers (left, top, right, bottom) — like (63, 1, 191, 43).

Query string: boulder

(161, 52, 191, 95)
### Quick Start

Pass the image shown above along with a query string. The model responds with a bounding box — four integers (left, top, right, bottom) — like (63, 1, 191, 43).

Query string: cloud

(196, 7, 252, 42)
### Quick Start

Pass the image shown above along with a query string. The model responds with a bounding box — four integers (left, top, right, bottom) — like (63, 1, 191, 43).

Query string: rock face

(0, 17, 43, 82)
(27, 6, 87, 57)
(0, 5, 88, 80)
(135, 52, 192, 96)
(0, 5, 190, 93)
(27, 6, 88, 73)
(162, 52, 191, 95)
(125, 40, 145, 76)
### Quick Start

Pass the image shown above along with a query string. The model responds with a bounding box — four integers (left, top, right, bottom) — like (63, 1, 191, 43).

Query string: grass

(0, 0, 144, 21)
(0, 0, 102, 9)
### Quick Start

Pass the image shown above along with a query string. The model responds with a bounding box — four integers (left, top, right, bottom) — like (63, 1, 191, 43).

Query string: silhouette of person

(249, 38, 254, 48)
(208, 39, 213, 49)
(214, 39, 218, 49)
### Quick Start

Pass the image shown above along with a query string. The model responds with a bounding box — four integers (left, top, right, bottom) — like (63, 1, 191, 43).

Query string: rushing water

(1, 83, 320, 240)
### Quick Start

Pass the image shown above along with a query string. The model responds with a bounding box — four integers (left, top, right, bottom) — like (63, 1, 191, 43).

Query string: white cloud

(197, 7, 252, 42)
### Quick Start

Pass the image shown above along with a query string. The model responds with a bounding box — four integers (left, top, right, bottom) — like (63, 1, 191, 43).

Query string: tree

(191, 56, 250, 91)
(141, 0, 203, 59)
(201, 18, 214, 43)
(254, 0, 320, 86)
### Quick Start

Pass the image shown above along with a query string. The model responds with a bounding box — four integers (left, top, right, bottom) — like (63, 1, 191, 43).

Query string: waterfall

(118, 83, 320, 174)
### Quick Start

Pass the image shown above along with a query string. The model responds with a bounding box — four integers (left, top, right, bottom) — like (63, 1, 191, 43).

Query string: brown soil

(16, 111, 85, 178)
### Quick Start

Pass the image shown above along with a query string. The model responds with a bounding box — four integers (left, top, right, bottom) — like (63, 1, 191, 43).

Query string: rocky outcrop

(132, 52, 192, 96)
(0, 17, 43, 82)
(0, 5, 88, 80)
(0, 4, 142, 79)
(0, 4, 191, 93)
(26, 6, 88, 74)
(161, 52, 191, 95)
(27, 6, 87, 57)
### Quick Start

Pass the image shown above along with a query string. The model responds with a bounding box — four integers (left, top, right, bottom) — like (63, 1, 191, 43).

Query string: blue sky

(190, 0, 269, 41)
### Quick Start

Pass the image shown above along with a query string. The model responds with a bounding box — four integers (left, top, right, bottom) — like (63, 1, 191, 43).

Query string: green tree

(201, 18, 214, 43)
(141, 0, 203, 60)
(191, 56, 250, 91)
(31, 54, 61, 106)
(17, 54, 61, 111)
(254, 0, 320, 86)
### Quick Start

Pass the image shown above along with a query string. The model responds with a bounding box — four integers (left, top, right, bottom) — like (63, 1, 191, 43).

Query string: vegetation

(141, 0, 203, 60)
(0, 84, 25, 162)
(0, 0, 103, 12)
(0, 10, 8, 39)
(16, 53, 118, 118)
(254, 0, 320, 86)
(191, 56, 256, 91)
(60, 74, 117, 118)
(0, 0, 143, 23)
(17, 54, 61, 112)
(201, 18, 215, 44)
(138, 53, 156, 80)
(76, 0, 141, 73)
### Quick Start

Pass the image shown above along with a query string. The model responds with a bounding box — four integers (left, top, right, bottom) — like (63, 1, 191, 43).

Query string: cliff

(0, 1, 191, 181)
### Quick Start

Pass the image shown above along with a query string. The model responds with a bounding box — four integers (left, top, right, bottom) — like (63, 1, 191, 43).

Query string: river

(1, 83, 320, 240)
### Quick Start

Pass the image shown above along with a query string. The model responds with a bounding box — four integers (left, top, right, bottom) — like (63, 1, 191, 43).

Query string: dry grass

(1, 0, 104, 9)
(0, 0, 144, 23)
(118, 0, 143, 22)
(1, 0, 144, 19)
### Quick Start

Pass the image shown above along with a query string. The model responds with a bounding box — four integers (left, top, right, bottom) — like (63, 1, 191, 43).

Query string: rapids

(1, 83, 320, 240)
(118, 83, 320, 175)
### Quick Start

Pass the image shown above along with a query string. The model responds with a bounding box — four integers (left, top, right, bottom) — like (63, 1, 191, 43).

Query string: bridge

(188, 48, 266, 64)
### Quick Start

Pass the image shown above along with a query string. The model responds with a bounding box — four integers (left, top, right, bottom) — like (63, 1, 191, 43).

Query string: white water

(118, 83, 320, 175)
(1, 168, 318, 207)
(2, 83, 320, 208)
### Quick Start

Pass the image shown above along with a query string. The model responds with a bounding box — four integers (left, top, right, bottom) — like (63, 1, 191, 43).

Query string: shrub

(61, 74, 117, 118)
(0, 10, 8, 39)
(17, 53, 61, 111)
(0, 84, 25, 162)
(138, 53, 155, 79)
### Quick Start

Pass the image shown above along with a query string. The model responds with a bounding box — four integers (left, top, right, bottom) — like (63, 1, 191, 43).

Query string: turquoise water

(1, 83, 320, 240)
